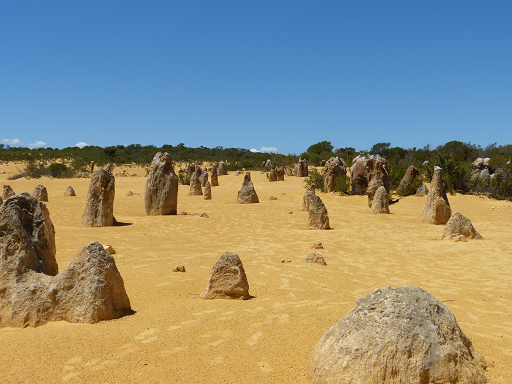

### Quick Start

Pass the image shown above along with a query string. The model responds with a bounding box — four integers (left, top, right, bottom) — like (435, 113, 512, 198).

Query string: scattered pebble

(173, 265, 186, 272)
(312, 241, 323, 249)
(103, 244, 116, 254)
(269, 196, 277, 200)
(280, 259, 291, 263)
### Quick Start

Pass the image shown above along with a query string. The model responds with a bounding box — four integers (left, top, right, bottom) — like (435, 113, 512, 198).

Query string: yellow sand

(0, 164, 511, 383)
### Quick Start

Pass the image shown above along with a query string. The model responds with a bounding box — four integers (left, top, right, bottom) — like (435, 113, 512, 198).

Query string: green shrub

(304, 168, 324, 190)
(48, 163, 72, 178)
(397, 176, 420, 196)
(334, 174, 351, 194)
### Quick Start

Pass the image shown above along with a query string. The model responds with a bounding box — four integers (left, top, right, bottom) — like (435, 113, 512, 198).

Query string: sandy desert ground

(1, 162, 511, 383)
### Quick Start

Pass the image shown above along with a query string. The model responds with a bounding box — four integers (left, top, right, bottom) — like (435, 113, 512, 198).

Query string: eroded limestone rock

(0, 194, 131, 327)
(308, 195, 330, 230)
(200, 252, 250, 300)
(308, 285, 488, 384)
(237, 172, 259, 204)
(32, 185, 48, 202)
(421, 167, 451, 225)
(442, 212, 483, 240)
(81, 167, 115, 226)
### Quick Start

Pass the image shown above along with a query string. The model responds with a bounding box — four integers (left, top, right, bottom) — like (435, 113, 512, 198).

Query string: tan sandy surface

(1, 164, 511, 383)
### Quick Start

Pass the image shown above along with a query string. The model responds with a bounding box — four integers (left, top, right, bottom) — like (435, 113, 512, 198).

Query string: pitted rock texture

(442, 212, 483, 240)
(200, 252, 250, 300)
(370, 186, 390, 214)
(0, 194, 131, 327)
(237, 172, 259, 204)
(308, 285, 488, 384)
(144, 153, 179, 215)
(81, 166, 115, 226)
(308, 195, 330, 230)
(324, 157, 347, 192)
(188, 171, 203, 196)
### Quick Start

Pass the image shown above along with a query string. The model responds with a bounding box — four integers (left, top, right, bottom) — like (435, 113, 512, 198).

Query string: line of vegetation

(2, 140, 512, 200)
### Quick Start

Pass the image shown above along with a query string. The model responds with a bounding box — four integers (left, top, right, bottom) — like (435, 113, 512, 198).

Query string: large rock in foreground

(0, 194, 131, 327)
(145, 152, 179, 215)
(308, 195, 330, 229)
(200, 252, 251, 300)
(81, 166, 115, 226)
(442, 212, 483, 240)
(308, 285, 488, 384)
(237, 172, 259, 204)
(421, 167, 451, 225)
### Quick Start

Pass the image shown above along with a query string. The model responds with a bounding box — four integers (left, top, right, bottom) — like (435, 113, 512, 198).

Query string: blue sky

(1, 1, 511, 154)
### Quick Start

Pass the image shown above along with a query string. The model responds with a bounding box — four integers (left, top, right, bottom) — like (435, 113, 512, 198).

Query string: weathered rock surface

(200, 252, 250, 300)
(268, 169, 277, 182)
(312, 241, 323, 249)
(472, 157, 490, 171)
(308, 195, 330, 230)
(351, 156, 368, 194)
(237, 172, 259, 204)
(211, 163, 219, 186)
(0, 194, 131, 327)
(64, 185, 76, 196)
(308, 285, 488, 384)
(199, 167, 209, 187)
(370, 186, 390, 214)
(367, 177, 384, 208)
(416, 183, 429, 196)
(301, 185, 315, 211)
(305, 253, 327, 265)
(324, 157, 347, 192)
(295, 158, 309, 177)
(81, 166, 115, 226)
(103, 244, 116, 254)
(275, 166, 285, 181)
(366, 154, 389, 192)
(218, 161, 227, 175)
(421, 167, 451, 225)
(204, 181, 212, 200)
(188, 171, 203, 196)
(184, 163, 197, 185)
(32, 185, 48, 202)
(2, 185, 15, 200)
(442, 213, 483, 240)
(144, 152, 179, 215)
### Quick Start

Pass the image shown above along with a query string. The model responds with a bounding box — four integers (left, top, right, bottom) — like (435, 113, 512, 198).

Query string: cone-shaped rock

(398, 165, 424, 196)
(308, 285, 488, 384)
(421, 167, 451, 224)
(370, 186, 390, 214)
(442, 212, 483, 240)
(2, 185, 15, 200)
(301, 185, 315, 211)
(218, 161, 227, 175)
(32, 184, 48, 202)
(211, 163, 219, 186)
(204, 181, 212, 200)
(145, 152, 179, 215)
(308, 195, 330, 229)
(237, 172, 259, 204)
(200, 252, 250, 300)
(64, 185, 76, 196)
(0, 194, 131, 327)
(188, 171, 203, 196)
(81, 167, 115, 226)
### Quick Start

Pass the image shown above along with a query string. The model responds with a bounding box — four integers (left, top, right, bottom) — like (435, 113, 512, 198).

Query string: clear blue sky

(2, 1, 511, 154)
